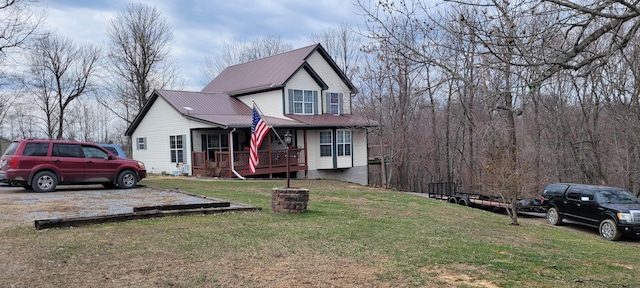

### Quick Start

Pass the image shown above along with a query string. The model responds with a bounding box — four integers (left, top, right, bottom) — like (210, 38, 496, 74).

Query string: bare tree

(355, 0, 640, 224)
(309, 24, 362, 80)
(0, 0, 42, 137)
(0, 0, 41, 59)
(23, 32, 100, 139)
(104, 2, 182, 124)
(200, 34, 292, 82)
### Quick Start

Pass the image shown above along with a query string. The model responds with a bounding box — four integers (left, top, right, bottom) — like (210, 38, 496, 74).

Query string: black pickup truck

(542, 183, 640, 241)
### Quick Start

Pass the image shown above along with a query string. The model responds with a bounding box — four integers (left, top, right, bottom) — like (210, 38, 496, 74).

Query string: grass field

(1, 176, 639, 287)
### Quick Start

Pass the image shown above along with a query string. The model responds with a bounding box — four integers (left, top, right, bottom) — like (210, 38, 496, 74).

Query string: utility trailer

(426, 182, 546, 214)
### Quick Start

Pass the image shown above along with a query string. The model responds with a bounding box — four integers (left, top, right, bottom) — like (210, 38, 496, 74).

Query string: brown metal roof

(125, 44, 369, 136)
(159, 89, 250, 116)
(126, 89, 377, 135)
(201, 44, 319, 93)
(156, 89, 300, 127)
(286, 114, 378, 128)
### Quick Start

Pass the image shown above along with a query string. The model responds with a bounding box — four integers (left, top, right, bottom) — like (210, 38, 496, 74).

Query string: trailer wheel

(458, 197, 470, 206)
(546, 207, 562, 226)
(448, 197, 458, 204)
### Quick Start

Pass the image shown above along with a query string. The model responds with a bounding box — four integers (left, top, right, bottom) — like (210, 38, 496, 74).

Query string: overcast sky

(38, 0, 367, 90)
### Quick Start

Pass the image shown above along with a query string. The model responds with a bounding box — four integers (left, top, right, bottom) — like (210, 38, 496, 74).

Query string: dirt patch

(421, 264, 500, 288)
(0, 184, 241, 229)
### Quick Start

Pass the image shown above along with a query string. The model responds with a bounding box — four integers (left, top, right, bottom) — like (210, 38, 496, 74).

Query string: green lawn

(1, 176, 638, 287)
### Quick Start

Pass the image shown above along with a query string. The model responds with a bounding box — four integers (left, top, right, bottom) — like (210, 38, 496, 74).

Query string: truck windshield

(595, 190, 640, 204)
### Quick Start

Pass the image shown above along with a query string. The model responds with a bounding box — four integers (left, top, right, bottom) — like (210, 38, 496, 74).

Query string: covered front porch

(192, 148, 307, 178)
(190, 128, 307, 178)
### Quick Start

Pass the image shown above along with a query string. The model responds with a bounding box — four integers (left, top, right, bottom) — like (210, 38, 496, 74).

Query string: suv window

(3, 142, 18, 155)
(82, 146, 108, 159)
(52, 143, 82, 158)
(22, 142, 50, 156)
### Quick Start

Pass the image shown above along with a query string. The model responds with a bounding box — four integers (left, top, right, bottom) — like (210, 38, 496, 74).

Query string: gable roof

(125, 89, 302, 135)
(201, 43, 357, 95)
(126, 44, 373, 136)
(126, 89, 376, 136)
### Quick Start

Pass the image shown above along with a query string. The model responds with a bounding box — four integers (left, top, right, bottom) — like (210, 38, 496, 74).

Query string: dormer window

(289, 89, 317, 115)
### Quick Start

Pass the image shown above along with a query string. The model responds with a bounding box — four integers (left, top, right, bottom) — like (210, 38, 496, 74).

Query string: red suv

(0, 139, 146, 192)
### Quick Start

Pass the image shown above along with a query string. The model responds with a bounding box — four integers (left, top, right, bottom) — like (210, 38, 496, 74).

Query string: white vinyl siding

(306, 131, 333, 169)
(306, 51, 351, 114)
(237, 90, 287, 119)
(130, 97, 200, 175)
(285, 69, 321, 114)
(352, 129, 368, 166)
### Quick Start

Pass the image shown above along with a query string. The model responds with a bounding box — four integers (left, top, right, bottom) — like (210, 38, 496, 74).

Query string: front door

(81, 145, 117, 182)
(574, 189, 599, 227)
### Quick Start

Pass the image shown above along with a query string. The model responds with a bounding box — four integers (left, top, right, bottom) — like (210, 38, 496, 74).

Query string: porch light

(284, 131, 292, 146)
(284, 131, 292, 188)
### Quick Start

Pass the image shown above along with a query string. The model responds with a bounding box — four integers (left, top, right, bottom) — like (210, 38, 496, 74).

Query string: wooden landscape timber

(34, 202, 260, 230)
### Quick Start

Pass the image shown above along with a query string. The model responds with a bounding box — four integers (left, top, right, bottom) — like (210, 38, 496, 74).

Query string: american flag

(249, 106, 269, 173)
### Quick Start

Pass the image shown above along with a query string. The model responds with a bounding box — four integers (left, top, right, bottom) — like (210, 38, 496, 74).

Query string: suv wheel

(546, 207, 563, 225)
(32, 171, 58, 192)
(117, 170, 137, 189)
(599, 219, 622, 241)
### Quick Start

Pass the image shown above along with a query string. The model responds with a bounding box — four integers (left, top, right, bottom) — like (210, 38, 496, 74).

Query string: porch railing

(192, 149, 306, 177)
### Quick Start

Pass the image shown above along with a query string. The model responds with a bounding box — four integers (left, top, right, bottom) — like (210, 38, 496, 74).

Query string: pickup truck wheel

(599, 219, 622, 241)
(546, 207, 562, 226)
(117, 170, 137, 189)
(32, 171, 58, 192)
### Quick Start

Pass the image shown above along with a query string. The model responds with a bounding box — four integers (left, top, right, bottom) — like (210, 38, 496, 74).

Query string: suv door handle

(53, 160, 61, 163)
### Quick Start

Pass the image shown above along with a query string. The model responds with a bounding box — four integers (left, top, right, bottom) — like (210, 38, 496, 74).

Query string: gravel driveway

(0, 184, 242, 229)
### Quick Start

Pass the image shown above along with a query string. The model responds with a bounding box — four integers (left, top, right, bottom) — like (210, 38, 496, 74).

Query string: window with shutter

(136, 137, 146, 150)
(327, 92, 342, 115)
(289, 89, 317, 114)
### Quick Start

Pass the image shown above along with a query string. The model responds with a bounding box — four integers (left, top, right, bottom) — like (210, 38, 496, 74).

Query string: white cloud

(39, 0, 367, 89)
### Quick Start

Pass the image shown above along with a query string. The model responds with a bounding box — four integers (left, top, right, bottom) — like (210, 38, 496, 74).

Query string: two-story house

(125, 44, 376, 185)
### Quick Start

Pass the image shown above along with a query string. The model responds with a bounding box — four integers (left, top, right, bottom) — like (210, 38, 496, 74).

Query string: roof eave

(125, 90, 159, 136)
(309, 44, 358, 94)
(228, 85, 285, 97)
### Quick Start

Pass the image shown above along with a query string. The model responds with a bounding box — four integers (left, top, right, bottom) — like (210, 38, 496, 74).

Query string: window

(319, 131, 332, 157)
(327, 92, 342, 115)
(136, 137, 146, 150)
(289, 89, 317, 114)
(567, 189, 581, 200)
(82, 146, 108, 159)
(52, 144, 82, 158)
(22, 142, 49, 156)
(336, 130, 351, 156)
(3, 142, 18, 155)
(170, 135, 185, 163)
